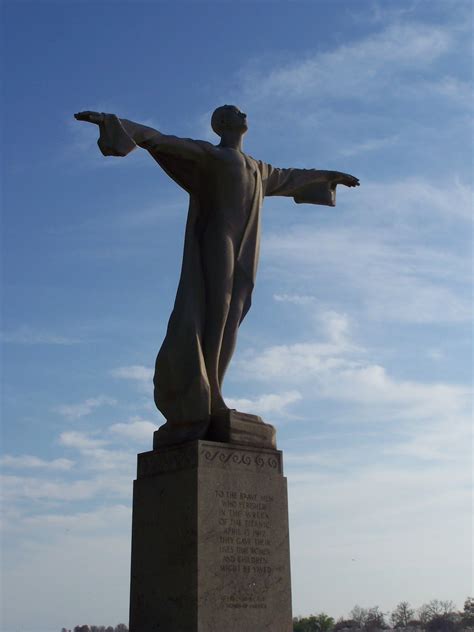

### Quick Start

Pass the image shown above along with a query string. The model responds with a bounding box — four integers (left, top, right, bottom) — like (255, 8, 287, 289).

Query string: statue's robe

(97, 115, 337, 439)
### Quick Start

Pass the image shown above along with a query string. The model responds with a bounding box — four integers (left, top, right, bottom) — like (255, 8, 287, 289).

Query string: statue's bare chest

(209, 148, 257, 181)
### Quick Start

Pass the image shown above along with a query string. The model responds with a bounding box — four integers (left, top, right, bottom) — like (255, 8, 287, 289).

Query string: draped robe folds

(97, 114, 338, 436)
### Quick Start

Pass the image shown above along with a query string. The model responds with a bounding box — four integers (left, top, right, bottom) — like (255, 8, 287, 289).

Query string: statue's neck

(218, 131, 244, 151)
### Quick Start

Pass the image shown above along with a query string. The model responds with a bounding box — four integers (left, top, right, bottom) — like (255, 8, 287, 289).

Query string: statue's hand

(74, 111, 105, 125)
(332, 172, 360, 188)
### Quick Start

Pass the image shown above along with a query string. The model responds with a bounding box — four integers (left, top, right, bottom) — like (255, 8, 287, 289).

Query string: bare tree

(348, 605, 386, 631)
(364, 607, 387, 631)
(350, 606, 368, 628)
(419, 600, 456, 624)
(391, 602, 415, 628)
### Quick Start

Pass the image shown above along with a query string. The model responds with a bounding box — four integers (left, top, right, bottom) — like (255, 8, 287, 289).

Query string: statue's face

(221, 106, 248, 134)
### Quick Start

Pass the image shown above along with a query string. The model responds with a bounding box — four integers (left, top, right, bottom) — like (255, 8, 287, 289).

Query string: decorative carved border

(137, 442, 283, 478)
(200, 446, 281, 474)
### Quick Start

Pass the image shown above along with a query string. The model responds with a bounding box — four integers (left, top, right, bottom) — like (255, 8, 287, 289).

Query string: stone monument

(75, 105, 359, 631)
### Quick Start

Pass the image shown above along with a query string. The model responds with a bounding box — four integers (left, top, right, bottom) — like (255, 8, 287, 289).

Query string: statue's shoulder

(247, 155, 265, 172)
(246, 154, 260, 165)
(193, 139, 216, 153)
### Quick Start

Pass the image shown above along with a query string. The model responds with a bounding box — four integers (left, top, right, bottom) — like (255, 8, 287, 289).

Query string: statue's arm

(74, 111, 207, 163)
(119, 118, 161, 146)
(259, 162, 359, 207)
(120, 119, 208, 162)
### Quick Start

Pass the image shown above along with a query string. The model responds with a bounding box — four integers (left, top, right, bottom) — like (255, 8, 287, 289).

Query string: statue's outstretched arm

(75, 111, 207, 163)
(259, 162, 359, 207)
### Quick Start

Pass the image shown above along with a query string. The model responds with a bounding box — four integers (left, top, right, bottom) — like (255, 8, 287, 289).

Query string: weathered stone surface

(206, 408, 277, 449)
(129, 440, 292, 632)
(76, 107, 359, 446)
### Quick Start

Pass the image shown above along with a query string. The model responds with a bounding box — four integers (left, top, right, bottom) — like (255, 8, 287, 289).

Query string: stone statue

(75, 106, 359, 446)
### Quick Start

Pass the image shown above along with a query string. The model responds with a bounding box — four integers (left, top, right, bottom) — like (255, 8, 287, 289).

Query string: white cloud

(109, 418, 158, 442)
(330, 364, 469, 414)
(226, 390, 302, 416)
(20, 504, 130, 533)
(361, 177, 473, 223)
(237, 339, 358, 384)
(58, 430, 134, 474)
(111, 364, 153, 384)
(1, 327, 81, 345)
(59, 431, 107, 450)
(55, 395, 116, 420)
(239, 341, 470, 425)
(273, 293, 316, 305)
(340, 135, 399, 157)
(0, 455, 74, 471)
(403, 75, 473, 110)
(263, 178, 472, 324)
(240, 23, 453, 107)
(319, 310, 353, 347)
(236, 307, 471, 435)
(1, 474, 109, 503)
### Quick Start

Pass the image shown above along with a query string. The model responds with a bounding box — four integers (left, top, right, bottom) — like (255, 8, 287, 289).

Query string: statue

(75, 106, 359, 446)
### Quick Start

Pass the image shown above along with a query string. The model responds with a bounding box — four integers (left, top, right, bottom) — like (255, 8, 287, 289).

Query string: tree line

(293, 598, 474, 632)
(62, 598, 473, 632)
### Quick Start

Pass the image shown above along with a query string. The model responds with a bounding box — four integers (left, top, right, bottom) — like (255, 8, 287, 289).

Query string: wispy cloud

(263, 178, 472, 324)
(111, 364, 154, 394)
(20, 504, 131, 534)
(55, 395, 116, 420)
(239, 342, 470, 426)
(1, 474, 114, 503)
(109, 418, 157, 442)
(236, 309, 471, 435)
(1, 327, 81, 345)
(226, 390, 302, 417)
(273, 293, 316, 305)
(340, 135, 399, 157)
(111, 365, 153, 384)
(361, 177, 473, 222)
(59, 431, 107, 450)
(58, 429, 136, 474)
(239, 22, 455, 108)
(0, 455, 74, 471)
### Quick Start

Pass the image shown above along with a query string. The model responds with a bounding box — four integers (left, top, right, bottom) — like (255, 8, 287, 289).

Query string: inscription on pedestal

(130, 440, 292, 632)
(198, 443, 292, 630)
(216, 488, 274, 610)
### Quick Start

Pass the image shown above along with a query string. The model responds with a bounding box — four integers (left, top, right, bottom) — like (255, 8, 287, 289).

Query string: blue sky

(1, 1, 472, 630)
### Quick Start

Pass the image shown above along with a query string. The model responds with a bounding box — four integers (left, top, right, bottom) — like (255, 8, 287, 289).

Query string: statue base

(207, 409, 276, 449)
(153, 409, 276, 450)
(129, 440, 293, 632)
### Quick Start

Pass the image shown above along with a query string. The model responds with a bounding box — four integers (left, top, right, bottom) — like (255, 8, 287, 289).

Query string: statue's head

(211, 105, 248, 137)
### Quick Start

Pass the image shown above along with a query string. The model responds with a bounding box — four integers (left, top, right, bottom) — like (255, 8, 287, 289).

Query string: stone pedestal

(129, 440, 292, 632)
(206, 409, 276, 449)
